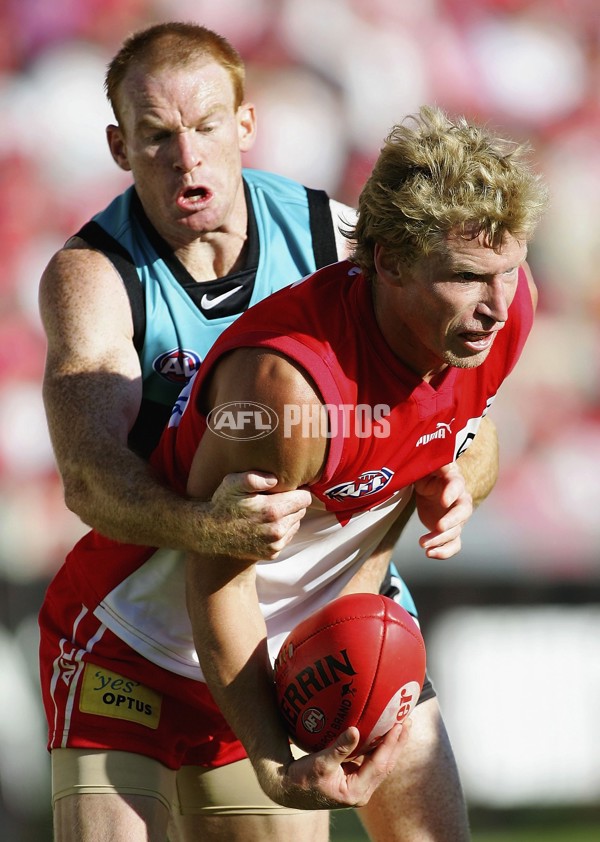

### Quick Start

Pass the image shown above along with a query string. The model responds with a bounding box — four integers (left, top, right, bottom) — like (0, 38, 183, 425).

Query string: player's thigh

(54, 793, 170, 842)
(356, 697, 469, 842)
(52, 748, 174, 842)
(169, 755, 330, 842)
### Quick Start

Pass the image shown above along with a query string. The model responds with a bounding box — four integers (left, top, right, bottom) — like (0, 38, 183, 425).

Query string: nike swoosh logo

(200, 286, 243, 310)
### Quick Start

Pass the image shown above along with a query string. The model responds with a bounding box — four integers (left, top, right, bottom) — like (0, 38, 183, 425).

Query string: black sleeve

(305, 187, 340, 269)
(75, 221, 146, 353)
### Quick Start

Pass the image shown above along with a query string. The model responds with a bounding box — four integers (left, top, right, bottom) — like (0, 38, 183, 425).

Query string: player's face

(106, 58, 256, 248)
(375, 229, 528, 381)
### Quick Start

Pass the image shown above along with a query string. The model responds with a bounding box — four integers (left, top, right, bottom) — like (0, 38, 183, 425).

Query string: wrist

(251, 751, 294, 806)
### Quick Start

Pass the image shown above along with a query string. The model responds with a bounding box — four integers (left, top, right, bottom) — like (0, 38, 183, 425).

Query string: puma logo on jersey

(415, 419, 455, 448)
(200, 286, 243, 310)
(153, 349, 202, 384)
(324, 468, 394, 502)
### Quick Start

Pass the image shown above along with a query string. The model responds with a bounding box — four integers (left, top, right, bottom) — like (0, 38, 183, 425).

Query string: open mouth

(177, 185, 212, 209)
(183, 186, 208, 200)
(460, 331, 496, 351)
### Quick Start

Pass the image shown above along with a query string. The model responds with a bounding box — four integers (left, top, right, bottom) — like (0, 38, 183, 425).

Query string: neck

(174, 229, 249, 281)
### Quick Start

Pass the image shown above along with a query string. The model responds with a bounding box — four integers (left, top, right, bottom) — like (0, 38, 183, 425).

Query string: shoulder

(39, 243, 133, 333)
(243, 167, 306, 196)
(190, 346, 327, 491)
(41, 242, 125, 290)
(208, 347, 322, 413)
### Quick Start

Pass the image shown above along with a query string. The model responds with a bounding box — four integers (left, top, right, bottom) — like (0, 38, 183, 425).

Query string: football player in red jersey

(38, 21, 522, 842)
(176, 106, 546, 827)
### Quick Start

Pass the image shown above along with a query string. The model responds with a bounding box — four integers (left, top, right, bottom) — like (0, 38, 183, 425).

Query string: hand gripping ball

(273, 592, 426, 755)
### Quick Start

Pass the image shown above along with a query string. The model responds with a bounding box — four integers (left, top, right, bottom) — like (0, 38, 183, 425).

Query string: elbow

(60, 471, 95, 525)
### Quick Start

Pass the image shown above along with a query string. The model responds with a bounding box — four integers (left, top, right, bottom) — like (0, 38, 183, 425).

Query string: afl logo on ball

(302, 707, 326, 734)
(153, 349, 201, 384)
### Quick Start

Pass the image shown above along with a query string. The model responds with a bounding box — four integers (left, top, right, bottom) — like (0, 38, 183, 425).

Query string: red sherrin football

(273, 592, 426, 755)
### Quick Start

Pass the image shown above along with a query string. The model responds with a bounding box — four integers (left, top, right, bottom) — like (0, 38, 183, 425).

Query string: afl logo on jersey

(324, 468, 394, 502)
(153, 349, 201, 384)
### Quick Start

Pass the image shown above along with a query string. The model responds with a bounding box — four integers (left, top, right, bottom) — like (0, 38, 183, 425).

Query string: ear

(106, 124, 132, 172)
(237, 102, 257, 152)
(374, 243, 403, 286)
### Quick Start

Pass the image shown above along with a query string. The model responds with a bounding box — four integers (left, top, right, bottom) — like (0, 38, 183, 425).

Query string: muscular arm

(39, 245, 309, 558)
(456, 414, 498, 507)
(343, 414, 499, 592)
(185, 349, 406, 808)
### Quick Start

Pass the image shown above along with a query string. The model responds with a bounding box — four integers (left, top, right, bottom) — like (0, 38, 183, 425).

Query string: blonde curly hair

(348, 106, 549, 280)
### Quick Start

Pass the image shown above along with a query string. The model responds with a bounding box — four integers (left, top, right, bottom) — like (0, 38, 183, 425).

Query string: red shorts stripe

(39, 566, 247, 770)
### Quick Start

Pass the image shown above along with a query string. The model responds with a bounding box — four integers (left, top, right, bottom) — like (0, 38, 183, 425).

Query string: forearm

(48, 396, 299, 559)
(456, 415, 499, 507)
(185, 555, 296, 803)
(59, 442, 219, 552)
(42, 363, 206, 550)
(341, 496, 415, 595)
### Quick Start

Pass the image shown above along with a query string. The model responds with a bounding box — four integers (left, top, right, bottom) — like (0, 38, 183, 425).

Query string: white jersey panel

(95, 487, 412, 681)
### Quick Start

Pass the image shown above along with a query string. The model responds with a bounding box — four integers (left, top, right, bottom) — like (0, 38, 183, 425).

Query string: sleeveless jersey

(61, 260, 533, 682)
(75, 169, 339, 456)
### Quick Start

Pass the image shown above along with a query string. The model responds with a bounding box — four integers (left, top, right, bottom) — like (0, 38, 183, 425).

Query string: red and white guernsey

(62, 261, 533, 681)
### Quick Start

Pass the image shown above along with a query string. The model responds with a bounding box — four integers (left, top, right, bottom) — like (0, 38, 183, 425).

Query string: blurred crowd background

(0, 0, 599, 839)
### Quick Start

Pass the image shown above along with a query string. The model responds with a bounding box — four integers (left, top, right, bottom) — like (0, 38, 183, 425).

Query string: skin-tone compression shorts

(52, 747, 308, 816)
